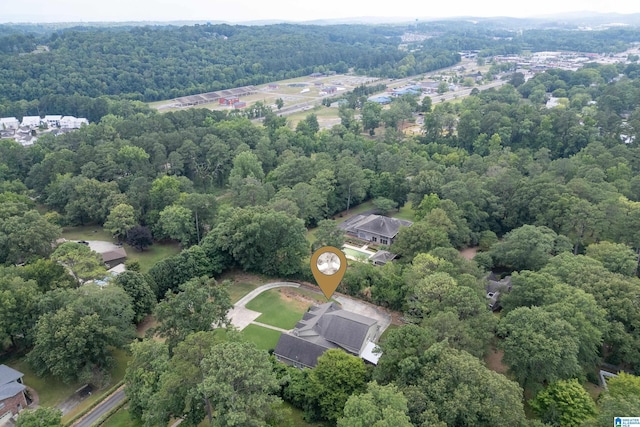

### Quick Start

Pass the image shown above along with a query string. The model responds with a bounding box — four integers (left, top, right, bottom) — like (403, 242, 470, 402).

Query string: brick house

(0, 365, 27, 424)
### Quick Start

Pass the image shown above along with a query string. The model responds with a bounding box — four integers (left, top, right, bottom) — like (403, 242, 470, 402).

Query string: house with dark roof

(0, 365, 28, 424)
(485, 273, 512, 311)
(369, 250, 397, 266)
(274, 302, 380, 368)
(339, 214, 413, 245)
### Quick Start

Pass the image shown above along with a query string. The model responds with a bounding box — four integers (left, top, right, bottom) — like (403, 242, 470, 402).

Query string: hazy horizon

(2, 0, 639, 24)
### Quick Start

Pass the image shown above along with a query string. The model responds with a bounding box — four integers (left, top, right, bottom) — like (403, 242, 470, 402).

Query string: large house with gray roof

(0, 365, 27, 424)
(339, 214, 413, 245)
(274, 302, 381, 368)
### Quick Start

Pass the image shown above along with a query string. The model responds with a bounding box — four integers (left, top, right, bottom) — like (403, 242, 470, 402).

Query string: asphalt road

(72, 387, 126, 427)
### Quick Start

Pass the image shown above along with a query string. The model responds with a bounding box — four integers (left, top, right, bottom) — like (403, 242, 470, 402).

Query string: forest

(2, 20, 640, 427)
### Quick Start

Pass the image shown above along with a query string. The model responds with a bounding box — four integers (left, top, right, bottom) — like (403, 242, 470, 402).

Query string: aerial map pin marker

(311, 246, 347, 299)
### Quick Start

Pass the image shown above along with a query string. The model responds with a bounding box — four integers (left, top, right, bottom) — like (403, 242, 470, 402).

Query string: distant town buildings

(0, 115, 89, 146)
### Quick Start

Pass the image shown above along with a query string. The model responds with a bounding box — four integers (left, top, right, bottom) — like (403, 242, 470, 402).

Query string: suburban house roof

(0, 382, 25, 401)
(275, 302, 379, 368)
(360, 341, 381, 365)
(84, 241, 127, 264)
(339, 214, 413, 239)
(0, 365, 23, 386)
(485, 275, 512, 311)
(369, 250, 397, 265)
(274, 334, 335, 368)
(0, 364, 25, 401)
(100, 248, 127, 263)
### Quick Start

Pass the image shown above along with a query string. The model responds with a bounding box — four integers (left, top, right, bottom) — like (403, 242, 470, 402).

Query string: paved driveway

(227, 282, 300, 331)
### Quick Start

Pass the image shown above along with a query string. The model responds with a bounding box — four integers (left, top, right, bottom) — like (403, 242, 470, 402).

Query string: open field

(245, 289, 311, 329)
(61, 225, 181, 273)
(151, 73, 382, 114)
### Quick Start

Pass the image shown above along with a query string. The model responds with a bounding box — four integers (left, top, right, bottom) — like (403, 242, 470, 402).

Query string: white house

(20, 116, 41, 128)
(60, 116, 89, 129)
(0, 117, 19, 130)
(43, 115, 62, 128)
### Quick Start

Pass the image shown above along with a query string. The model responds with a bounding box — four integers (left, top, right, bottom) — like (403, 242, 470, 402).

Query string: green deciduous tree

(530, 379, 596, 427)
(146, 330, 229, 426)
(391, 221, 450, 260)
(373, 197, 397, 216)
(498, 306, 582, 389)
(156, 204, 195, 247)
(373, 324, 434, 386)
(153, 276, 231, 351)
(114, 271, 156, 322)
(361, 101, 383, 135)
(306, 349, 368, 423)
(404, 342, 527, 427)
(104, 203, 136, 242)
(204, 207, 308, 276)
(490, 225, 571, 271)
(199, 340, 282, 426)
(28, 285, 135, 383)
(125, 339, 170, 422)
(50, 242, 106, 285)
(312, 219, 344, 252)
(15, 407, 62, 427)
(0, 209, 62, 265)
(586, 241, 637, 276)
(338, 381, 412, 427)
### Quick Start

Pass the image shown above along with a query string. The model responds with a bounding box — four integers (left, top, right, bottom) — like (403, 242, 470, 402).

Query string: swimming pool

(342, 247, 371, 260)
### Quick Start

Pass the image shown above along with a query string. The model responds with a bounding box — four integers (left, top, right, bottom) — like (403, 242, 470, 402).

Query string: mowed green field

(245, 289, 311, 329)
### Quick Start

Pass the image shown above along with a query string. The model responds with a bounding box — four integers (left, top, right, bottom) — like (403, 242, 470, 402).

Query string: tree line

(4, 60, 640, 425)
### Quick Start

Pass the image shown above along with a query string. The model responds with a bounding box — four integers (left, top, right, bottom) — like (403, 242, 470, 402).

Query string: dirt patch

(280, 288, 319, 310)
(459, 246, 479, 260)
(485, 347, 508, 374)
(136, 315, 158, 338)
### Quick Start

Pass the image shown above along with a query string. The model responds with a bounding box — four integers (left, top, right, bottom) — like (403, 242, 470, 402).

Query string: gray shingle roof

(0, 365, 23, 386)
(369, 250, 397, 264)
(274, 333, 336, 368)
(320, 311, 377, 353)
(339, 214, 412, 239)
(274, 303, 378, 367)
(0, 381, 25, 400)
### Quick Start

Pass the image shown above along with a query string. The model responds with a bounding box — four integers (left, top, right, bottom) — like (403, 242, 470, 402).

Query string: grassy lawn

(241, 324, 282, 351)
(125, 242, 181, 273)
(332, 201, 375, 224)
(228, 282, 263, 304)
(283, 402, 329, 427)
(61, 225, 181, 272)
(102, 405, 143, 427)
(378, 324, 400, 343)
(60, 348, 131, 423)
(245, 289, 310, 329)
(4, 347, 130, 416)
(392, 202, 416, 221)
(5, 357, 79, 408)
(103, 402, 326, 427)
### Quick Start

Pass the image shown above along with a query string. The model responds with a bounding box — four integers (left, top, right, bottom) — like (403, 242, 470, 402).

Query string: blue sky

(2, 0, 639, 23)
